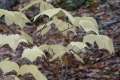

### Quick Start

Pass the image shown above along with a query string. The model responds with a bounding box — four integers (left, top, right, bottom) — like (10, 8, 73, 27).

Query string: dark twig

(43, 56, 61, 80)
(63, 66, 68, 80)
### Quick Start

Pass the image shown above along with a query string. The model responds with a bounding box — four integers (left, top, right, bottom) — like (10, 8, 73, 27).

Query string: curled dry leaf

(0, 61, 19, 74)
(83, 34, 114, 54)
(22, 46, 45, 62)
(18, 65, 47, 80)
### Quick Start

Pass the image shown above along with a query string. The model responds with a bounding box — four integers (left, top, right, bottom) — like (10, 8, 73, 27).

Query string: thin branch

(63, 66, 68, 80)
(34, 16, 54, 42)
(43, 56, 61, 80)
(2, 23, 16, 34)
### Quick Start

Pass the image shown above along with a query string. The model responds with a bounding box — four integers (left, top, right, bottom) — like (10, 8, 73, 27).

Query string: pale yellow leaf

(40, 44, 67, 55)
(18, 65, 38, 76)
(4, 11, 14, 25)
(49, 51, 66, 62)
(41, 26, 51, 36)
(37, 21, 53, 36)
(0, 34, 28, 51)
(0, 61, 19, 74)
(3, 58, 9, 61)
(40, 1, 54, 12)
(61, 9, 75, 24)
(22, 46, 45, 62)
(35, 70, 47, 80)
(0, 9, 30, 28)
(37, 20, 53, 31)
(18, 65, 47, 80)
(39, 44, 49, 51)
(54, 20, 76, 36)
(79, 20, 99, 34)
(83, 34, 95, 45)
(67, 42, 87, 53)
(0, 9, 3, 17)
(83, 34, 114, 54)
(20, 0, 41, 11)
(20, 31, 33, 44)
(74, 17, 81, 28)
(51, 44, 68, 55)
(34, 8, 75, 24)
(14, 12, 30, 28)
(33, 46, 45, 56)
(4, 16, 14, 25)
(34, 8, 61, 21)
(81, 17, 98, 28)
(14, 76, 20, 80)
(74, 54, 84, 64)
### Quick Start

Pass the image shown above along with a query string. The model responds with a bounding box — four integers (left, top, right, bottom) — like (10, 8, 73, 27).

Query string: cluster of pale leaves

(0, 0, 114, 80)
(0, 61, 47, 80)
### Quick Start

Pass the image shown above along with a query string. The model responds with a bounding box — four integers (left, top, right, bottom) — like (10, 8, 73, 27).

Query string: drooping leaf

(53, 19, 77, 36)
(35, 70, 47, 80)
(22, 46, 45, 62)
(41, 25, 51, 36)
(39, 44, 50, 51)
(61, 9, 75, 24)
(49, 51, 66, 62)
(20, 31, 33, 44)
(20, 0, 42, 11)
(40, 44, 68, 62)
(83, 34, 114, 54)
(40, 1, 54, 12)
(81, 17, 98, 28)
(34, 8, 75, 24)
(20, 0, 54, 12)
(0, 34, 28, 51)
(58, 21, 76, 36)
(0, 9, 30, 28)
(74, 17, 81, 28)
(74, 54, 84, 64)
(14, 76, 20, 80)
(0, 61, 19, 74)
(40, 44, 67, 55)
(18, 65, 47, 80)
(34, 8, 61, 21)
(37, 20, 53, 31)
(37, 21, 53, 36)
(14, 12, 31, 28)
(67, 42, 87, 53)
(79, 20, 99, 34)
